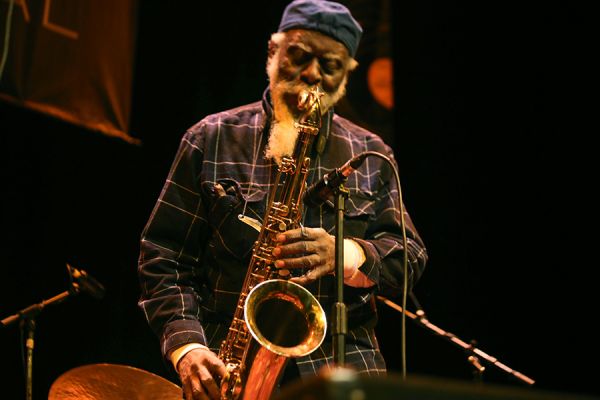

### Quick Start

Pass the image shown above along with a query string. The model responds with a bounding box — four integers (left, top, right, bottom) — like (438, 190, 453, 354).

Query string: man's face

(268, 29, 353, 118)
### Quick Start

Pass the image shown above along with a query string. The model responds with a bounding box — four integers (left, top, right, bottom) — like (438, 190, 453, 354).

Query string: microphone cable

(354, 150, 410, 380)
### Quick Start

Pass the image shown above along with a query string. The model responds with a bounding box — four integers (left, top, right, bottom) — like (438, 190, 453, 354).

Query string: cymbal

(48, 363, 182, 400)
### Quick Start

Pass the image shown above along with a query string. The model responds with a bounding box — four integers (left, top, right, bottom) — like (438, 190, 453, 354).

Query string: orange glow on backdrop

(368, 57, 394, 110)
(0, 0, 138, 143)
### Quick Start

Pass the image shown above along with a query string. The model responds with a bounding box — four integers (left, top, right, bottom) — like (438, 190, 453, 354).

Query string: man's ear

(268, 40, 278, 59)
(347, 58, 359, 73)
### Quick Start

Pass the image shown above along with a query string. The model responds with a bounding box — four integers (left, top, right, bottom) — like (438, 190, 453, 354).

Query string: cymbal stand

(1, 284, 80, 400)
(377, 295, 535, 386)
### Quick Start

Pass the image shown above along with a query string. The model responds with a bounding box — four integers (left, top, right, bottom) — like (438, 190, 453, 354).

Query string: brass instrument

(219, 87, 327, 400)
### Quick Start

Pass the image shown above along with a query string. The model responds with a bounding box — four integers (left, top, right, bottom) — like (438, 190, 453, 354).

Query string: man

(138, 1, 428, 399)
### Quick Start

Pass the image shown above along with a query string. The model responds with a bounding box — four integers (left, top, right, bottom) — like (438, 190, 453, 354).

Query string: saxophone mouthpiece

(296, 86, 323, 132)
(297, 86, 323, 110)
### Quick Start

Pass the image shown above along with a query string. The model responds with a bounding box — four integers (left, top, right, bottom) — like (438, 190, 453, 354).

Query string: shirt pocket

(342, 190, 377, 239)
(311, 190, 376, 239)
(202, 179, 267, 262)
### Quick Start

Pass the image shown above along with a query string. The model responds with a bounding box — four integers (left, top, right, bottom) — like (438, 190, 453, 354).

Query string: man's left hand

(273, 226, 335, 285)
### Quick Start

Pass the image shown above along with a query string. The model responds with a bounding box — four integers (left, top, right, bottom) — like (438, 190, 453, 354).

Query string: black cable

(359, 150, 410, 379)
(303, 149, 412, 377)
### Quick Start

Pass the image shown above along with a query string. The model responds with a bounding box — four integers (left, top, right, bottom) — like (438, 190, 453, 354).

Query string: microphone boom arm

(377, 295, 535, 386)
(1, 263, 106, 400)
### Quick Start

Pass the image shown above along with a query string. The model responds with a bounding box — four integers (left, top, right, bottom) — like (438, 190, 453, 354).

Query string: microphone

(67, 263, 106, 300)
(303, 152, 368, 208)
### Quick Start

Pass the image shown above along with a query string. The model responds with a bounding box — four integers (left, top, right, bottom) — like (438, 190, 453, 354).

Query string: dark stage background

(1, 1, 593, 399)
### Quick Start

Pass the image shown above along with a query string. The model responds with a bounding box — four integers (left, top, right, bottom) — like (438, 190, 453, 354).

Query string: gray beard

(264, 86, 299, 165)
(264, 53, 349, 164)
(264, 81, 348, 165)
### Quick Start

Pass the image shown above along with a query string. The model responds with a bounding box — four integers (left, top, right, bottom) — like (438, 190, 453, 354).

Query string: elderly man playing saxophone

(138, 1, 428, 399)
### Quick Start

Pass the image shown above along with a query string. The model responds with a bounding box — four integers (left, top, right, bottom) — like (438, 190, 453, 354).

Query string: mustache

(273, 81, 312, 99)
(272, 80, 337, 113)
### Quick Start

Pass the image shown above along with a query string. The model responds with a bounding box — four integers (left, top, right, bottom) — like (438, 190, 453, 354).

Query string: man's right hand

(177, 347, 227, 400)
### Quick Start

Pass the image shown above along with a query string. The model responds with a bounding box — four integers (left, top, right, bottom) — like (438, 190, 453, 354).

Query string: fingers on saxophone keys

(290, 266, 321, 285)
(273, 240, 311, 257)
(202, 376, 220, 400)
(290, 275, 310, 286)
(301, 225, 309, 239)
(275, 227, 310, 243)
(185, 382, 206, 400)
(275, 254, 320, 269)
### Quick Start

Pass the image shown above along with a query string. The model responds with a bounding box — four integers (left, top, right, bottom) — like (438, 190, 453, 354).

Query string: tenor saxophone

(218, 87, 327, 400)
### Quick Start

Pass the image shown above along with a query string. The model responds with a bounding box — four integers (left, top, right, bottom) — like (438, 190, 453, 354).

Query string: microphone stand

(332, 183, 350, 367)
(305, 151, 394, 368)
(1, 271, 85, 400)
(377, 296, 535, 386)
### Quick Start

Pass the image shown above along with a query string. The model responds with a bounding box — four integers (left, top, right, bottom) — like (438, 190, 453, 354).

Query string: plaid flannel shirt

(138, 89, 428, 377)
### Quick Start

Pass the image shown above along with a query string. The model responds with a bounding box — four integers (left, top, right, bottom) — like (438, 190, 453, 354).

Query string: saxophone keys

(220, 363, 243, 400)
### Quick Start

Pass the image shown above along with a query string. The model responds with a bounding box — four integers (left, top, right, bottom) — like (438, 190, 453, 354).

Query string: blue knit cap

(278, 0, 363, 57)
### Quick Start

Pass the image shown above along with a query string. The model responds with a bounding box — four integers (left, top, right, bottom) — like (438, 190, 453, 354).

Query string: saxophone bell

(244, 279, 326, 357)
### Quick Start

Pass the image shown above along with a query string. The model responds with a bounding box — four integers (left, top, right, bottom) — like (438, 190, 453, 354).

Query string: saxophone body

(218, 87, 327, 400)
